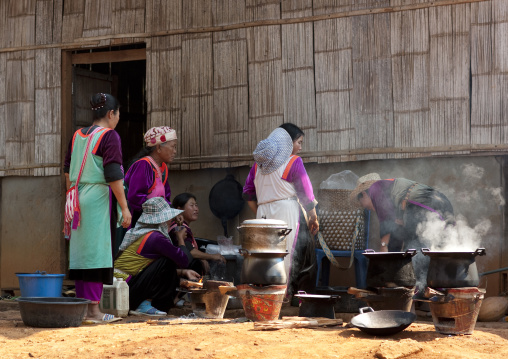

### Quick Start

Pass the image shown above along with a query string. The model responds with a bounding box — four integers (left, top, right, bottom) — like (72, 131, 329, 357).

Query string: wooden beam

(71, 48, 146, 64)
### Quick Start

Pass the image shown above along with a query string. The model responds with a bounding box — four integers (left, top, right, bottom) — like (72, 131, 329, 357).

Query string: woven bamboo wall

(0, 0, 506, 175)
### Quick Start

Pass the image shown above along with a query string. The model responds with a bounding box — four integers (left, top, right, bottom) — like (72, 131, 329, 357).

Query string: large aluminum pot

(239, 249, 288, 285)
(363, 249, 417, 288)
(421, 248, 486, 288)
(237, 219, 292, 252)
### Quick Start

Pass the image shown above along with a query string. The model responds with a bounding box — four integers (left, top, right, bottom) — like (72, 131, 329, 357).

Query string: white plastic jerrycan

(100, 277, 129, 317)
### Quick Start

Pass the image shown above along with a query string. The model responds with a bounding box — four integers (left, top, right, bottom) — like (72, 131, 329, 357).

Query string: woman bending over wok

(350, 173, 455, 252)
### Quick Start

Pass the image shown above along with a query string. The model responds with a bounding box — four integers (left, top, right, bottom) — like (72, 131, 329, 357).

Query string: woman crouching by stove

(114, 196, 200, 316)
(168, 192, 226, 276)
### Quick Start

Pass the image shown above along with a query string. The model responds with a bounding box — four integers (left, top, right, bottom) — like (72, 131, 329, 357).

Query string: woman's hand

(121, 207, 132, 228)
(308, 216, 319, 236)
(175, 226, 187, 245)
(183, 269, 201, 281)
(212, 253, 227, 264)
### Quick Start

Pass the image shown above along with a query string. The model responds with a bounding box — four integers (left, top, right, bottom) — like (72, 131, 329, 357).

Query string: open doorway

(63, 43, 147, 169)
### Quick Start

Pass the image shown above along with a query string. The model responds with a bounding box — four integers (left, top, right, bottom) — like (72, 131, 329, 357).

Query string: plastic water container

(16, 271, 65, 297)
(99, 277, 129, 317)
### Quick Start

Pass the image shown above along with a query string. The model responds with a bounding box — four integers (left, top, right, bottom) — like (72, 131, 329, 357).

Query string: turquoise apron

(68, 127, 114, 270)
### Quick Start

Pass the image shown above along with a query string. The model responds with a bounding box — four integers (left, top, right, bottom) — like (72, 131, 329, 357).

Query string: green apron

(69, 127, 113, 270)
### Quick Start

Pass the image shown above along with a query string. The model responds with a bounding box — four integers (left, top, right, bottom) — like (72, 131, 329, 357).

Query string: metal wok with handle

(350, 307, 416, 336)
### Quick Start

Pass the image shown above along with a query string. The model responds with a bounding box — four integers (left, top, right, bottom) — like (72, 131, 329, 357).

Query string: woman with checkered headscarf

(125, 126, 178, 228)
(243, 123, 319, 295)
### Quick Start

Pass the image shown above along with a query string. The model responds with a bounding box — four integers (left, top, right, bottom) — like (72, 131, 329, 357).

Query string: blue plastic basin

(16, 271, 65, 297)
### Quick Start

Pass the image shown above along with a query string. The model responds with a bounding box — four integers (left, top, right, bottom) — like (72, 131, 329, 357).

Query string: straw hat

(253, 128, 293, 175)
(138, 197, 184, 225)
(349, 173, 382, 204)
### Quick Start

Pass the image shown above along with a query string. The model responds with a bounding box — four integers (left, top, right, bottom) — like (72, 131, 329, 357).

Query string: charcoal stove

(416, 248, 487, 335)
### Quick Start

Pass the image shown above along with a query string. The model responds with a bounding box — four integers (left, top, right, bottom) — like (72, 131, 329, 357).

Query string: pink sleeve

(242, 166, 257, 201)
(286, 157, 317, 211)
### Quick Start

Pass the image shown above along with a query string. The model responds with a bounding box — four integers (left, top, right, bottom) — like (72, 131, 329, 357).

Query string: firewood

(253, 317, 343, 330)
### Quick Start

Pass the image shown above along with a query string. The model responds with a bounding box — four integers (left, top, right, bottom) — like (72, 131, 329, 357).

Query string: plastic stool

(315, 210, 370, 289)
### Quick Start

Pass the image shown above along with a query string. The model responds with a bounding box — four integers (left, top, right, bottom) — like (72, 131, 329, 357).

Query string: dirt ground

(1, 300, 508, 359)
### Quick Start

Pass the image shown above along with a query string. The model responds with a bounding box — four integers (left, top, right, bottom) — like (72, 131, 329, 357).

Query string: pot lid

(239, 218, 288, 228)
(362, 249, 417, 258)
(421, 247, 486, 257)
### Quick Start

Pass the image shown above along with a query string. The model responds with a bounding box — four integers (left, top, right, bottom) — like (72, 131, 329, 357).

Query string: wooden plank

(61, 0, 85, 42)
(181, 34, 213, 97)
(183, 0, 212, 29)
(282, 21, 316, 151)
(112, 0, 145, 35)
(6, 1, 36, 47)
(429, 4, 470, 147)
(247, 25, 284, 151)
(212, 0, 246, 26)
(35, 133, 60, 165)
(71, 48, 146, 64)
(35, 0, 54, 45)
(351, 13, 393, 150)
(147, 0, 181, 32)
(213, 29, 249, 158)
(313, 0, 352, 16)
(282, 0, 312, 19)
(82, 0, 113, 38)
(246, 0, 280, 21)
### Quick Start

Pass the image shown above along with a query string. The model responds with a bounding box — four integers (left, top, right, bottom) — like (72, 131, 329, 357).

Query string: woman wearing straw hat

(243, 123, 319, 292)
(350, 173, 455, 252)
(125, 126, 178, 229)
(115, 197, 200, 316)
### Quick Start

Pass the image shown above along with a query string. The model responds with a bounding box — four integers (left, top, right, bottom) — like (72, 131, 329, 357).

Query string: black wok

(209, 174, 245, 237)
(350, 307, 416, 336)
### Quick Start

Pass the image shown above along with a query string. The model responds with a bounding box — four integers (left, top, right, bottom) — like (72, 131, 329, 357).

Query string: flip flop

(82, 313, 123, 324)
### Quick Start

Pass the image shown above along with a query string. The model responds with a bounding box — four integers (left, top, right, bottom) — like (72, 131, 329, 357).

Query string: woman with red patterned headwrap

(124, 126, 178, 229)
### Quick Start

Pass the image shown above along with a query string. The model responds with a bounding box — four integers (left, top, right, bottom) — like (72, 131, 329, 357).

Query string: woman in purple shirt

(125, 126, 178, 228)
(350, 173, 454, 252)
(115, 197, 200, 316)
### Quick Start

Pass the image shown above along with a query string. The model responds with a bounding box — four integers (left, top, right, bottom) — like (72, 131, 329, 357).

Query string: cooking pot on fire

(237, 219, 292, 253)
(421, 248, 486, 288)
(363, 249, 417, 288)
(239, 248, 288, 285)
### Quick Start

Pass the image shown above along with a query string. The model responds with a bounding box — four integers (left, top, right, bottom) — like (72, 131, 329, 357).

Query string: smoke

(417, 213, 491, 251)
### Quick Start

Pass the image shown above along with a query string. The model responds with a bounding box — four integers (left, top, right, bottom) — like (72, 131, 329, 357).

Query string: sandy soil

(1, 301, 508, 359)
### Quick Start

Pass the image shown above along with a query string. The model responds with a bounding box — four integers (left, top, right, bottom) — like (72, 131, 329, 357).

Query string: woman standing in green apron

(64, 93, 132, 323)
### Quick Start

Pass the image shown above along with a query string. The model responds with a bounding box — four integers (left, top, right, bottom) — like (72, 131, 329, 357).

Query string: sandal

(129, 300, 167, 316)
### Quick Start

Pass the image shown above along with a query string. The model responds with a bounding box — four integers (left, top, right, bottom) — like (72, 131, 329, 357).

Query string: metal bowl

(17, 297, 90, 328)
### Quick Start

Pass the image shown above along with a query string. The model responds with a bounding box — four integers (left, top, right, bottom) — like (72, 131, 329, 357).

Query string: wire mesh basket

(317, 189, 367, 251)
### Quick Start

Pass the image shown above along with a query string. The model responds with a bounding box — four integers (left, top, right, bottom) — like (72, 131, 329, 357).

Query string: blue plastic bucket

(16, 271, 65, 297)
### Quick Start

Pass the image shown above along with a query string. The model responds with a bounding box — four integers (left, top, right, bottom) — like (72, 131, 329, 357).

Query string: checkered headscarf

(118, 197, 183, 252)
(253, 128, 293, 175)
(144, 126, 177, 147)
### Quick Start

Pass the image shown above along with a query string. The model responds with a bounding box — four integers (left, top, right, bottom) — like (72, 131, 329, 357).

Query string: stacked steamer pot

(236, 219, 291, 321)
(350, 249, 418, 312)
(420, 248, 486, 335)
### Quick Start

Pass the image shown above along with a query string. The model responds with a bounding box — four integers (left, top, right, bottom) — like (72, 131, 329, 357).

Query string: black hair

(172, 193, 197, 209)
(90, 93, 120, 120)
(279, 123, 304, 142)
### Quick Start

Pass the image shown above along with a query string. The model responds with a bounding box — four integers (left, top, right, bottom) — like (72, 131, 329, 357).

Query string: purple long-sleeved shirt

(136, 231, 190, 269)
(124, 159, 172, 213)
(243, 156, 317, 212)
